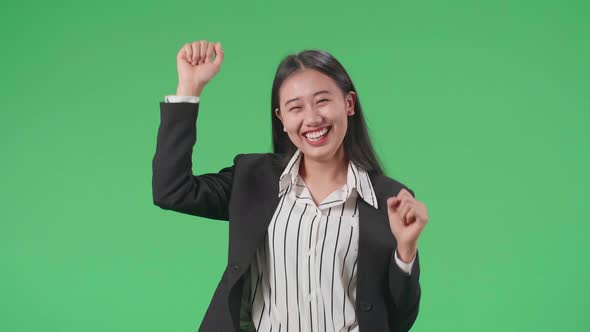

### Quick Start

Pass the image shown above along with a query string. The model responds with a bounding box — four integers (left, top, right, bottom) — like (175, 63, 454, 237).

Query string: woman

(152, 40, 430, 332)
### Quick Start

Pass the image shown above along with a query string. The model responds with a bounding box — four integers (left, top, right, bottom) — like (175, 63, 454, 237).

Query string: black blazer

(152, 101, 422, 332)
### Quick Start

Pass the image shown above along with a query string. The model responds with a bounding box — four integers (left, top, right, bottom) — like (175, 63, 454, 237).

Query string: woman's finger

(398, 189, 414, 201)
(406, 208, 417, 225)
(213, 42, 224, 67)
(401, 201, 415, 225)
(391, 195, 404, 211)
(398, 199, 409, 219)
(397, 193, 413, 209)
(199, 40, 208, 64)
(205, 41, 215, 63)
(184, 43, 193, 64)
(192, 41, 201, 64)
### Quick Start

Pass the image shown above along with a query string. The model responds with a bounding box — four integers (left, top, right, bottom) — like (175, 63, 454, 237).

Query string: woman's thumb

(388, 196, 398, 211)
(213, 42, 224, 67)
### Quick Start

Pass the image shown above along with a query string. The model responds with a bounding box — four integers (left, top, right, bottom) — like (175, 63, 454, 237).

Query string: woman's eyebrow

(285, 90, 331, 106)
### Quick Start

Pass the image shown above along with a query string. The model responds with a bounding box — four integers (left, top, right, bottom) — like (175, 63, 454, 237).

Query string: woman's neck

(299, 147, 348, 188)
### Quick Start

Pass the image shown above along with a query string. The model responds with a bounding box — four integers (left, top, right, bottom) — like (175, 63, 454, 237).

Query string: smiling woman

(153, 41, 428, 332)
(270, 52, 385, 179)
(275, 71, 351, 156)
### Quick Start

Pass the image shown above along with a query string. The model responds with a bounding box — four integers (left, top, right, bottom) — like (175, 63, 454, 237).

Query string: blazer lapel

(226, 154, 286, 331)
(356, 173, 397, 305)
(249, 155, 284, 260)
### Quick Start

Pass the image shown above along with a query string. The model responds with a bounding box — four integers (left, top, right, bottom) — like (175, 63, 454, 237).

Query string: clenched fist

(176, 40, 224, 95)
(386, 188, 429, 262)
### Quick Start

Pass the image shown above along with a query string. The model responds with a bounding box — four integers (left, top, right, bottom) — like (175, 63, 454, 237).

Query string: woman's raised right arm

(151, 40, 234, 221)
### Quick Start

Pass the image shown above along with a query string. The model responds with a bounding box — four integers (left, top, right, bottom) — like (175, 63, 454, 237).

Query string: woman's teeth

(305, 127, 329, 140)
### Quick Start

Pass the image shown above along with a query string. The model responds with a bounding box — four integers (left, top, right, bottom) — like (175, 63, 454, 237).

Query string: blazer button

(360, 301, 373, 312)
(230, 264, 240, 271)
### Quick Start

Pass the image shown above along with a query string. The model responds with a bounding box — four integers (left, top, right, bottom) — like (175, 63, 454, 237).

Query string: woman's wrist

(397, 242, 418, 263)
(176, 82, 205, 96)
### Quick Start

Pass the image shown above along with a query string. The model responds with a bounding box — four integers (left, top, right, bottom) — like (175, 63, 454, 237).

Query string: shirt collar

(278, 148, 378, 209)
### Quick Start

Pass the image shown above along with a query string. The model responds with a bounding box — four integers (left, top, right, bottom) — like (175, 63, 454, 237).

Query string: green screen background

(2, 0, 588, 331)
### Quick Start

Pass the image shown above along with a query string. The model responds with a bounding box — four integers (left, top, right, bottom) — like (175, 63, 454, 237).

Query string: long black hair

(270, 49, 385, 176)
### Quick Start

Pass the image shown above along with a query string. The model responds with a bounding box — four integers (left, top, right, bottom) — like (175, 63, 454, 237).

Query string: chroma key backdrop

(1, 0, 588, 331)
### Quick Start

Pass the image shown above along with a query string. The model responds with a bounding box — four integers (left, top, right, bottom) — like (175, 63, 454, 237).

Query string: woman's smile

(302, 126, 331, 146)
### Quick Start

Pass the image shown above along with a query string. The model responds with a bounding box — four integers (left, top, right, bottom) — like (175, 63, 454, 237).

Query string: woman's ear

(346, 91, 356, 115)
(275, 108, 286, 132)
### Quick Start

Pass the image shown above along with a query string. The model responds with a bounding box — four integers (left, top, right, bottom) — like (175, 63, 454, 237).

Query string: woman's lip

(303, 126, 330, 146)
(301, 126, 331, 136)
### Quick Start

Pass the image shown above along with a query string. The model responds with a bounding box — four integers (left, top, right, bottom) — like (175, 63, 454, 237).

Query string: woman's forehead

(280, 71, 338, 102)
(283, 69, 333, 89)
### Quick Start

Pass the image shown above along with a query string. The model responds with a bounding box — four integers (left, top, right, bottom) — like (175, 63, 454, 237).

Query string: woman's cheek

(290, 130, 304, 147)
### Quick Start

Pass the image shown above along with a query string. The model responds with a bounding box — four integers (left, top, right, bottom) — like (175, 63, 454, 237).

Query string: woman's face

(275, 69, 356, 163)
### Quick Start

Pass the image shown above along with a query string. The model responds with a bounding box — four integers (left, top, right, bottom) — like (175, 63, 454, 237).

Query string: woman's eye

(289, 100, 328, 111)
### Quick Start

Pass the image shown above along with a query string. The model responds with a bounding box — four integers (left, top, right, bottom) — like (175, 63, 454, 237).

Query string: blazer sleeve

(152, 101, 240, 221)
(388, 187, 421, 332)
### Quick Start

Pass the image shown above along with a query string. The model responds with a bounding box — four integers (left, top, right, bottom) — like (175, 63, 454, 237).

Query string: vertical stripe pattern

(246, 149, 378, 332)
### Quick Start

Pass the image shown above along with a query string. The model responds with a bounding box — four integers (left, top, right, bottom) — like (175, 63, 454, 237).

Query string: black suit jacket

(152, 101, 422, 332)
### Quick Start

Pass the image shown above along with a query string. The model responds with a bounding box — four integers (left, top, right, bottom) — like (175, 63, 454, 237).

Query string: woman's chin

(300, 143, 338, 161)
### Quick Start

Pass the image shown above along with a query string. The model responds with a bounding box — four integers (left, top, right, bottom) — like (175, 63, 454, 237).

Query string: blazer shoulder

(234, 152, 281, 165)
(229, 152, 287, 191)
(372, 172, 416, 199)
(233, 152, 288, 174)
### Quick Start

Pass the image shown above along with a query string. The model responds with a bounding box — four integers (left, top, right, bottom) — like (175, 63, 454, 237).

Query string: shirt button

(230, 264, 240, 271)
(306, 248, 315, 256)
(360, 301, 373, 311)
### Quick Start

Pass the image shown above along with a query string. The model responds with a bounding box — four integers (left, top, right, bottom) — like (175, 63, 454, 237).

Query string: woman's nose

(302, 106, 323, 124)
